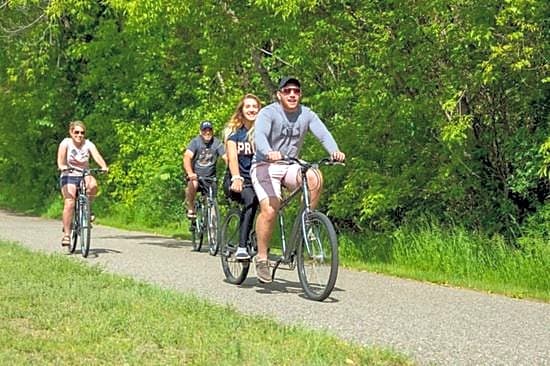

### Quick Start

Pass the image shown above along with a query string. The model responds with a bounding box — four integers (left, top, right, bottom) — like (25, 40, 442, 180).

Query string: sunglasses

(281, 87, 301, 96)
(73, 130, 85, 136)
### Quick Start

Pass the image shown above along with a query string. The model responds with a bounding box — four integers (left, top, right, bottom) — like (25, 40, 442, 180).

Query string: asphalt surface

(0, 210, 548, 365)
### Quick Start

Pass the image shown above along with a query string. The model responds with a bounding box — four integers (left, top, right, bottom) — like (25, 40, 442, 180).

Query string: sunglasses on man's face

(73, 130, 85, 136)
(281, 87, 301, 96)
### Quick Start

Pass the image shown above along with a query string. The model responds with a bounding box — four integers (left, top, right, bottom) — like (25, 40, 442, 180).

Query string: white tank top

(61, 138, 96, 176)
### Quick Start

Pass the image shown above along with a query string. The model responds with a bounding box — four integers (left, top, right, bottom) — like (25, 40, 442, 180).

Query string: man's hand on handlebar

(330, 151, 346, 162)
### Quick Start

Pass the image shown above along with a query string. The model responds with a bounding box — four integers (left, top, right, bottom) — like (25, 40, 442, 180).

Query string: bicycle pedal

(278, 263, 295, 271)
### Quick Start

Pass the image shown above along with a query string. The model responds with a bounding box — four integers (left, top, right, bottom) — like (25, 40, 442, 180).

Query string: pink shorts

(251, 162, 301, 202)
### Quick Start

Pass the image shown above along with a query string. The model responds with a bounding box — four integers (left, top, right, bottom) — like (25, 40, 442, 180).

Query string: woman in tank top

(57, 120, 108, 246)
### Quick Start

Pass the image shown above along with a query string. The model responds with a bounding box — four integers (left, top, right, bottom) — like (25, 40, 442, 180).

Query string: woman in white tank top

(57, 120, 108, 246)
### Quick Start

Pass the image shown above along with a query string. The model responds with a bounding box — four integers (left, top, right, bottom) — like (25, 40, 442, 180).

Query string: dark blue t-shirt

(228, 126, 254, 181)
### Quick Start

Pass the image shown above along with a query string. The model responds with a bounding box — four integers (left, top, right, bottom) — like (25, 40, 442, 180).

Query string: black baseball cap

(278, 76, 301, 90)
(200, 120, 213, 130)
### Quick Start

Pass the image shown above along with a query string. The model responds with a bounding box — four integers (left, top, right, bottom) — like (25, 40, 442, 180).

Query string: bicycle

(220, 157, 343, 301)
(189, 176, 220, 255)
(63, 168, 105, 258)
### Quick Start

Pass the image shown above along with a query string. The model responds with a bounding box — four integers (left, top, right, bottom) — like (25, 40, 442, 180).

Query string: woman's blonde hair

(69, 120, 86, 133)
(225, 94, 261, 146)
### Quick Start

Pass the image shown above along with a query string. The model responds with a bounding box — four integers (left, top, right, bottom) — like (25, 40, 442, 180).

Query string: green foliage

(0, 0, 548, 244)
(540, 137, 550, 178)
(519, 203, 550, 242)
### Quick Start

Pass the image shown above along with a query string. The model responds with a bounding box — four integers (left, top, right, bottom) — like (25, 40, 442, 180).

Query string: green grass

(339, 223, 550, 302)
(96, 211, 190, 238)
(0, 241, 412, 366)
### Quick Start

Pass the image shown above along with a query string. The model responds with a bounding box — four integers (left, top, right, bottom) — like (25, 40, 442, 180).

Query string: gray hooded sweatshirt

(253, 102, 339, 163)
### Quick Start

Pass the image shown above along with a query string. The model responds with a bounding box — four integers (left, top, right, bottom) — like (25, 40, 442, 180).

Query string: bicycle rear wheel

(79, 196, 92, 258)
(220, 209, 249, 284)
(208, 201, 220, 256)
(191, 201, 204, 252)
(297, 211, 339, 301)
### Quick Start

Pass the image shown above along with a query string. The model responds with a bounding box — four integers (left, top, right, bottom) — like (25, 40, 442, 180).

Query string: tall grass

(339, 221, 549, 301)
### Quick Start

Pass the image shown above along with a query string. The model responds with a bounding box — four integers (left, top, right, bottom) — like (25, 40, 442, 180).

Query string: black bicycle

(190, 176, 220, 255)
(220, 157, 343, 301)
(64, 168, 105, 257)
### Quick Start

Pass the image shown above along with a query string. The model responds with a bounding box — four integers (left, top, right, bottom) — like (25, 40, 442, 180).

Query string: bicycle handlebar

(197, 176, 217, 184)
(60, 167, 108, 175)
(281, 156, 346, 169)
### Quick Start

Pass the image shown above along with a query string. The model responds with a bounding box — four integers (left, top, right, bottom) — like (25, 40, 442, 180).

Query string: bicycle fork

(301, 213, 325, 262)
(79, 196, 91, 229)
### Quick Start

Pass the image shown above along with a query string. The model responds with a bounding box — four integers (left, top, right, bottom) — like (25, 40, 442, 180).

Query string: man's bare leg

(186, 179, 198, 213)
(306, 168, 323, 208)
(255, 196, 280, 261)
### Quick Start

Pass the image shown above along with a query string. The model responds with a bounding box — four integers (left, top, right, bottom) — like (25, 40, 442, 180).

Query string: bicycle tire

(191, 201, 204, 252)
(79, 196, 92, 258)
(208, 200, 221, 256)
(297, 211, 339, 301)
(69, 204, 79, 254)
(220, 208, 249, 284)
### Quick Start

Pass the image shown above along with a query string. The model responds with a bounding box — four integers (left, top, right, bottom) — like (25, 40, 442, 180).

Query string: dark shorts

(59, 175, 83, 188)
(190, 177, 217, 197)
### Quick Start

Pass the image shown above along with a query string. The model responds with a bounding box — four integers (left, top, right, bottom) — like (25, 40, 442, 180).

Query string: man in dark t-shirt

(183, 120, 226, 218)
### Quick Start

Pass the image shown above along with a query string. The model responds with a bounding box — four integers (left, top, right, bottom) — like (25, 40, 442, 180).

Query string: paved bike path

(0, 210, 548, 365)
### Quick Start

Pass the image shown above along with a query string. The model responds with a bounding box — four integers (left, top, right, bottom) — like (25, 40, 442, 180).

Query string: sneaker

(90, 212, 96, 223)
(256, 259, 272, 283)
(186, 210, 197, 219)
(235, 246, 250, 260)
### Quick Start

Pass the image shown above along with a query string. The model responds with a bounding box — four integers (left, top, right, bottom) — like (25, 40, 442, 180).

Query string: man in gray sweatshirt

(251, 76, 346, 283)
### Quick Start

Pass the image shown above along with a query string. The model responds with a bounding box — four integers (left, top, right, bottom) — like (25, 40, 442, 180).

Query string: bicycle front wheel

(220, 209, 249, 284)
(297, 211, 339, 301)
(79, 197, 92, 258)
(69, 205, 79, 254)
(208, 201, 220, 256)
(191, 201, 204, 252)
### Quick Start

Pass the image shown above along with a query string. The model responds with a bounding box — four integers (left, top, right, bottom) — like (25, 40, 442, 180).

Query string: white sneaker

(235, 246, 250, 260)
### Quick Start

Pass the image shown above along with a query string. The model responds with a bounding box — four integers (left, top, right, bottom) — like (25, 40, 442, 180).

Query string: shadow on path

(96, 233, 191, 249)
(67, 248, 122, 258)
